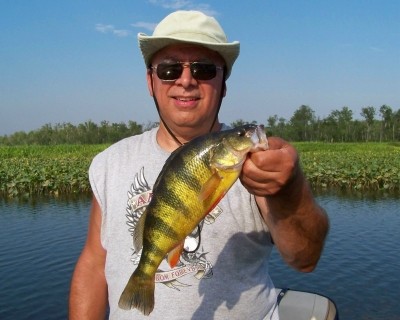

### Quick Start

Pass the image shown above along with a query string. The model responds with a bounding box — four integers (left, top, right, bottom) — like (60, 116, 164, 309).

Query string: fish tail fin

(118, 272, 155, 316)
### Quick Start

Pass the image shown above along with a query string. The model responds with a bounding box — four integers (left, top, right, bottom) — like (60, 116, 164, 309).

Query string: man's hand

(240, 137, 300, 197)
(240, 136, 329, 272)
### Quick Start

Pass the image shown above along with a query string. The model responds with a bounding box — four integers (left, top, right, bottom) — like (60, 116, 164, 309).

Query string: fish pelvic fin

(118, 272, 155, 316)
(167, 241, 185, 268)
(198, 170, 222, 201)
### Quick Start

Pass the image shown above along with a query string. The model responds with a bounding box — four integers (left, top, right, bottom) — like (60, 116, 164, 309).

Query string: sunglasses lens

(156, 63, 183, 81)
(155, 62, 219, 81)
(191, 63, 217, 80)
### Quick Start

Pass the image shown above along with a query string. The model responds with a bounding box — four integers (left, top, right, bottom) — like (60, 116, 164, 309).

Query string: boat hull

(276, 288, 338, 320)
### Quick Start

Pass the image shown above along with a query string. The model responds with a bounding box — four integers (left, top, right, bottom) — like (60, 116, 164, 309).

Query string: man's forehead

(152, 44, 224, 63)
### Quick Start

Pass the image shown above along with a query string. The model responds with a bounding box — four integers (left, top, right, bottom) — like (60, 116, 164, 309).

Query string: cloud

(148, 0, 191, 10)
(129, 0, 218, 33)
(131, 22, 158, 32)
(96, 2, 218, 38)
(147, 0, 217, 16)
(95, 23, 131, 37)
(369, 46, 384, 53)
(95, 24, 114, 33)
(113, 29, 130, 37)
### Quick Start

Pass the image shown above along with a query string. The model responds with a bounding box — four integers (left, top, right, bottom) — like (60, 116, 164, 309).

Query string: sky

(1, 0, 399, 135)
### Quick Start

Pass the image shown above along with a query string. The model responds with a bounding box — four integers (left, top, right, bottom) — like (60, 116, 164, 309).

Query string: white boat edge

(276, 288, 339, 320)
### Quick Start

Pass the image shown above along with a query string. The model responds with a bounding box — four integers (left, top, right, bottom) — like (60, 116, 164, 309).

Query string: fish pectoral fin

(167, 241, 185, 269)
(198, 171, 222, 201)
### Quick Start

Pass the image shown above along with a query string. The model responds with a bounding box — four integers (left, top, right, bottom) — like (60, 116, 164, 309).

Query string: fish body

(118, 124, 268, 315)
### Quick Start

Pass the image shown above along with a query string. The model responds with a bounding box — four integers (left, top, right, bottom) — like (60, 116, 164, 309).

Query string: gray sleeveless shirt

(89, 126, 279, 319)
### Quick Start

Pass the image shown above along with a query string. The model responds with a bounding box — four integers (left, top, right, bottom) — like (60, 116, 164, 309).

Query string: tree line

(1, 104, 399, 145)
(272, 104, 400, 142)
(0, 120, 154, 145)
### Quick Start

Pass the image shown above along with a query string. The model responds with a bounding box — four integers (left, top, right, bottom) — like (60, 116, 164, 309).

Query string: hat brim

(138, 33, 240, 79)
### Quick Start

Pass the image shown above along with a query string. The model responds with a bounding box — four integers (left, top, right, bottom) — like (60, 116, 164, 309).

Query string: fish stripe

(146, 214, 180, 242)
(170, 153, 209, 189)
(155, 183, 192, 217)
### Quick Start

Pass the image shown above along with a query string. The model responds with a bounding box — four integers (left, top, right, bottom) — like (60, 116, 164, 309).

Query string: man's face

(147, 44, 226, 132)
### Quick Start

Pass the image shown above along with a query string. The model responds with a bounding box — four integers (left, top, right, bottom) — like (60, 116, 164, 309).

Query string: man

(69, 10, 329, 319)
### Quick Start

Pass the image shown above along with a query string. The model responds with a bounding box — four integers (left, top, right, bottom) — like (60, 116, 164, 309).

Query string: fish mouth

(250, 125, 269, 151)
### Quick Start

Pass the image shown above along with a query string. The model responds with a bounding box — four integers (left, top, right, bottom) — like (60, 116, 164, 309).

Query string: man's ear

(146, 69, 154, 97)
(222, 81, 227, 97)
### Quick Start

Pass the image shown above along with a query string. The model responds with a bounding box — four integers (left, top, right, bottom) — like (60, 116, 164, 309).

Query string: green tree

(77, 120, 99, 144)
(393, 109, 400, 140)
(266, 115, 278, 136)
(143, 121, 159, 132)
(321, 114, 337, 142)
(379, 105, 393, 141)
(128, 120, 143, 136)
(230, 119, 257, 128)
(277, 117, 287, 138)
(338, 107, 353, 142)
(360, 106, 376, 141)
(289, 105, 316, 141)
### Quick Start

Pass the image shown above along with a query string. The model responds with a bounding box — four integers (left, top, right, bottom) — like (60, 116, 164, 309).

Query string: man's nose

(177, 64, 197, 87)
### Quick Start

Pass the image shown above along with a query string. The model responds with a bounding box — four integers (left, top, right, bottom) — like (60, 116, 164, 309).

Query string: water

(269, 192, 400, 320)
(0, 192, 399, 319)
(0, 196, 90, 320)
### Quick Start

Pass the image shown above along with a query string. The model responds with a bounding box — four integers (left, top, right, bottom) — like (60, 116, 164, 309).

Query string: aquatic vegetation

(1, 143, 399, 198)
(0, 145, 107, 198)
(296, 142, 400, 191)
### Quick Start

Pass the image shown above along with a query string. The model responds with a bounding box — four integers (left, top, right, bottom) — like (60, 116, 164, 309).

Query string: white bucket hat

(138, 10, 240, 79)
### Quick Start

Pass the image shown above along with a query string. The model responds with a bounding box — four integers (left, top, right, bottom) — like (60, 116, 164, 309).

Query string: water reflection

(314, 187, 400, 201)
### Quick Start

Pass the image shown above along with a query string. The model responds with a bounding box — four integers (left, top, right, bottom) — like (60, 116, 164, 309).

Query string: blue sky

(1, 0, 399, 135)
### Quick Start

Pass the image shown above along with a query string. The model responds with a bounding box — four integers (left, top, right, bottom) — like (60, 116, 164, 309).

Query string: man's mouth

(175, 97, 198, 101)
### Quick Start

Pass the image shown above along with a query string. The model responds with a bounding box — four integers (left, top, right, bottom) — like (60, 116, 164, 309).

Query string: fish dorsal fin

(167, 241, 185, 268)
(132, 210, 147, 253)
(198, 170, 222, 201)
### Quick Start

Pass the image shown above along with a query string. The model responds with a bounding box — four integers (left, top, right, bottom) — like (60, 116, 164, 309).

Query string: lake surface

(269, 191, 400, 320)
(0, 196, 90, 320)
(0, 192, 399, 320)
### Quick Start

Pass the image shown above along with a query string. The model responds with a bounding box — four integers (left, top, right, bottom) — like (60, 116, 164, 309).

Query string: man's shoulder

(90, 127, 158, 167)
(102, 127, 157, 155)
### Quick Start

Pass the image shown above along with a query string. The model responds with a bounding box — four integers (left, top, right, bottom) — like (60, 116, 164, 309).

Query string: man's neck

(156, 121, 221, 152)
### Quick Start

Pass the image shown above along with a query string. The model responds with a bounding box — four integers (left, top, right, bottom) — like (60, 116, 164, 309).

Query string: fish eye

(237, 128, 246, 137)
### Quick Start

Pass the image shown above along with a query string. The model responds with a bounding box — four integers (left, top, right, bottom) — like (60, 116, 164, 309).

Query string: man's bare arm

(69, 197, 108, 319)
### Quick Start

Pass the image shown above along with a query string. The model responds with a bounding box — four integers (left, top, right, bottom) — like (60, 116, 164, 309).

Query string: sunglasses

(151, 62, 224, 81)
